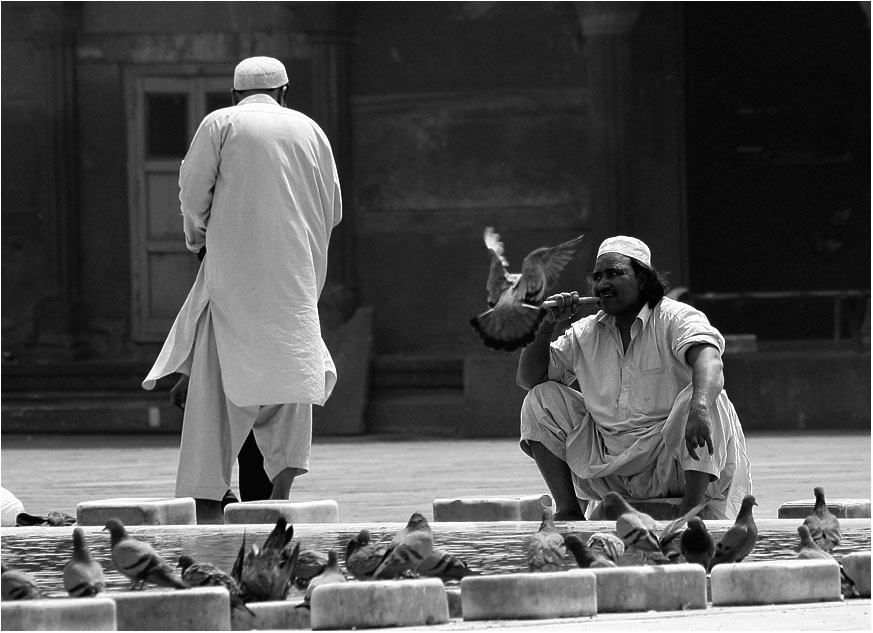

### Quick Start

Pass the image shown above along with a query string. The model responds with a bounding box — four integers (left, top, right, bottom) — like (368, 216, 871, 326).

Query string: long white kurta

(143, 94, 340, 407)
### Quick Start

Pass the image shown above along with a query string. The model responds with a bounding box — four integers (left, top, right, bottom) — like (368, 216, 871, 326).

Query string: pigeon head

(687, 516, 706, 532)
(102, 518, 128, 544)
(177, 555, 195, 572)
(602, 492, 631, 519)
(738, 495, 758, 516)
(326, 549, 339, 567)
(407, 513, 430, 531)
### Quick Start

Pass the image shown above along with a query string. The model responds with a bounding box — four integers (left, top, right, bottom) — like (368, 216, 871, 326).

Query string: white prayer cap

(596, 235, 652, 267)
(233, 56, 288, 90)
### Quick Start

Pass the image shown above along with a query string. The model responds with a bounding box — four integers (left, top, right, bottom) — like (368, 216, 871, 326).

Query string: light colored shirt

(143, 94, 341, 407)
(549, 297, 725, 455)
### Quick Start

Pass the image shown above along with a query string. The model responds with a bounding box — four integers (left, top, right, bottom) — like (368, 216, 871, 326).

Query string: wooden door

(127, 71, 230, 342)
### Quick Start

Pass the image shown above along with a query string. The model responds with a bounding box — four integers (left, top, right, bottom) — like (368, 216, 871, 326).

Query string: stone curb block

(109, 587, 230, 631)
(310, 578, 448, 630)
(76, 497, 196, 526)
(777, 499, 871, 519)
(1, 597, 116, 631)
(231, 600, 310, 631)
(432, 495, 552, 522)
(224, 500, 340, 524)
(590, 563, 707, 612)
(841, 552, 871, 597)
(711, 560, 841, 606)
(461, 570, 596, 620)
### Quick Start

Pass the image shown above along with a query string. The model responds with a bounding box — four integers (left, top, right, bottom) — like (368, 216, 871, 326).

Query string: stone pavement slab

(1, 432, 870, 523)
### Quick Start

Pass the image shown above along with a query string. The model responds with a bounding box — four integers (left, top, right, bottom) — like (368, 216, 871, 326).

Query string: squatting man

(517, 236, 752, 521)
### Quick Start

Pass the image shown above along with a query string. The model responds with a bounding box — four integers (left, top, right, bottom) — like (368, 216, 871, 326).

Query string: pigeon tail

(470, 304, 545, 352)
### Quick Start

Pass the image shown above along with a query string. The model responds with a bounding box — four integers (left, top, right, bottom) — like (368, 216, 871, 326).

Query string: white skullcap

(596, 236, 652, 267)
(233, 56, 288, 90)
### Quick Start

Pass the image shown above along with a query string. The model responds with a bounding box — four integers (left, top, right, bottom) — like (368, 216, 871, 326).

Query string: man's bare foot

(195, 498, 225, 524)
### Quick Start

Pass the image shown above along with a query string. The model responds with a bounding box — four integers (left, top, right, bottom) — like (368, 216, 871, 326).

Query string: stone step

(76, 497, 196, 526)
(224, 500, 340, 524)
(433, 495, 553, 522)
(366, 389, 466, 436)
(108, 587, 230, 631)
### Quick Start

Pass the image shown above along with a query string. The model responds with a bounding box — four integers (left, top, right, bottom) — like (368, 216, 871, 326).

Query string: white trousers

(175, 307, 312, 500)
(519, 381, 752, 519)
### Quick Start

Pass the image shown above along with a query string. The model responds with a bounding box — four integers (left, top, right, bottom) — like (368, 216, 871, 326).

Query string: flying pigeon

(233, 517, 300, 602)
(103, 518, 188, 590)
(293, 549, 328, 589)
(297, 549, 347, 609)
(680, 516, 716, 570)
(63, 527, 105, 597)
(415, 549, 480, 581)
(1, 563, 42, 601)
(563, 533, 617, 568)
(177, 554, 254, 616)
(803, 487, 841, 553)
(345, 528, 391, 580)
(470, 228, 586, 351)
(709, 495, 758, 571)
(373, 513, 435, 579)
(522, 506, 566, 572)
(795, 525, 832, 561)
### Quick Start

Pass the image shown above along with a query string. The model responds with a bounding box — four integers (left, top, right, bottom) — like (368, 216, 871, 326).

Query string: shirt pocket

(629, 366, 674, 416)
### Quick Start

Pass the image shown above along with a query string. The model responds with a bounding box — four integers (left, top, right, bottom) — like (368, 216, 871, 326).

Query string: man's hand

(685, 404, 714, 460)
(170, 374, 189, 412)
(543, 291, 580, 323)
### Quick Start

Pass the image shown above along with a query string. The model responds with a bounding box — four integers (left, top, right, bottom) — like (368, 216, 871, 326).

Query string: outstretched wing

(519, 234, 584, 304)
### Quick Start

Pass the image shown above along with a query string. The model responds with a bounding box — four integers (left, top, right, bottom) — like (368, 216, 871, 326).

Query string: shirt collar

(237, 94, 280, 106)
(596, 302, 655, 331)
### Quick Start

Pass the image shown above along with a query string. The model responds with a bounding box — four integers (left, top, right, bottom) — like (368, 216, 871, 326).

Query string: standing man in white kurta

(143, 57, 342, 523)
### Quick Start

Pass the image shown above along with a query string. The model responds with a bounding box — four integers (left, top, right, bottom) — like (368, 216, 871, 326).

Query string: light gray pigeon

(297, 549, 346, 609)
(372, 513, 434, 579)
(803, 487, 841, 553)
(64, 528, 105, 597)
(1, 563, 42, 601)
(523, 506, 566, 572)
(470, 228, 585, 351)
(103, 518, 187, 590)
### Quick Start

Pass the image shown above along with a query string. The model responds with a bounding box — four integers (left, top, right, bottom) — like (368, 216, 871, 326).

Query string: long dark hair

(631, 260, 670, 308)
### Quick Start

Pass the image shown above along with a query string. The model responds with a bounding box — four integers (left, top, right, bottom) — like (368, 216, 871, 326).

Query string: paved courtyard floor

(1, 430, 870, 631)
(1, 431, 870, 522)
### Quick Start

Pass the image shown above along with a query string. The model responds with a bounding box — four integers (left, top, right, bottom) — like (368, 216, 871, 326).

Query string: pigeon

(586, 532, 625, 565)
(803, 487, 841, 553)
(103, 518, 188, 590)
(680, 516, 716, 570)
(63, 527, 105, 597)
(655, 501, 709, 563)
(293, 549, 328, 589)
(563, 533, 616, 568)
(233, 517, 300, 602)
(795, 525, 832, 561)
(297, 549, 346, 609)
(522, 506, 566, 572)
(415, 549, 480, 581)
(602, 492, 660, 555)
(709, 495, 758, 571)
(372, 513, 434, 579)
(1, 563, 42, 601)
(178, 554, 254, 616)
(470, 228, 585, 351)
(345, 528, 391, 580)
